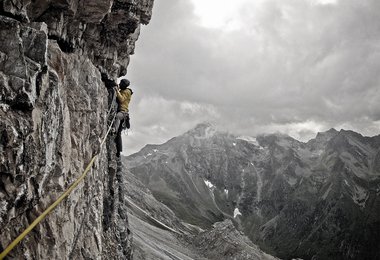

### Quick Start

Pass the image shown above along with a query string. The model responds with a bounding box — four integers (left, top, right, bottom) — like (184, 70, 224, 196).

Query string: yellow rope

(0, 113, 115, 259)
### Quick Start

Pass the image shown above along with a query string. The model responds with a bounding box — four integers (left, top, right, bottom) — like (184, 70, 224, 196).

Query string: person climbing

(112, 78, 133, 157)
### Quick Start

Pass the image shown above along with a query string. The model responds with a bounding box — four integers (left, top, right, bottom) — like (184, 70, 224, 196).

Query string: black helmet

(119, 79, 130, 90)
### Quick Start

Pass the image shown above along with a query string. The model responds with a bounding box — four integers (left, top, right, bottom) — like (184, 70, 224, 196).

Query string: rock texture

(0, 0, 153, 259)
(127, 123, 380, 260)
(194, 219, 278, 260)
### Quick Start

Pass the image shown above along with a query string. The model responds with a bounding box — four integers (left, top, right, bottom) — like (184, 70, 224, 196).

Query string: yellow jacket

(117, 88, 132, 112)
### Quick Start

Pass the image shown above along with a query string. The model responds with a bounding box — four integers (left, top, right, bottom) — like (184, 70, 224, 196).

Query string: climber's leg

(113, 112, 124, 134)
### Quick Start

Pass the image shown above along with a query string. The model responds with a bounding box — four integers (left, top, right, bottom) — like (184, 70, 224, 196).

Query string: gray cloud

(123, 0, 380, 155)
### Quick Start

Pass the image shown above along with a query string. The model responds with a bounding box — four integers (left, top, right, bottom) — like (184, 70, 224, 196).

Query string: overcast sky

(123, 0, 380, 155)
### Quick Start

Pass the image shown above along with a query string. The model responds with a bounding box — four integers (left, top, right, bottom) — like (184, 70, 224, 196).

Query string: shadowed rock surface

(0, 0, 154, 259)
(126, 123, 380, 260)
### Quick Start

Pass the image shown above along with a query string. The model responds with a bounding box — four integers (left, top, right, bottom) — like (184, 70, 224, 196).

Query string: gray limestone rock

(0, 0, 154, 259)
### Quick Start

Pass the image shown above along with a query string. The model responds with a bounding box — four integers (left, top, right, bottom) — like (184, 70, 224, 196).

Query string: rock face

(126, 123, 380, 260)
(0, 0, 153, 259)
(194, 219, 278, 260)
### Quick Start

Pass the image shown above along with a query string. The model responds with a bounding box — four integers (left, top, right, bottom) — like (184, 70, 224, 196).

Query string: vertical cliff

(0, 0, 154, 259)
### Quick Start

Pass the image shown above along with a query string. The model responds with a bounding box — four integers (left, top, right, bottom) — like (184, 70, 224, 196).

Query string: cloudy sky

(123, 0, 380, 155)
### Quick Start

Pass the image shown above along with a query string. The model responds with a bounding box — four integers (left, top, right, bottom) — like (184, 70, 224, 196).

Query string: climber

(112, 78, 133, 157)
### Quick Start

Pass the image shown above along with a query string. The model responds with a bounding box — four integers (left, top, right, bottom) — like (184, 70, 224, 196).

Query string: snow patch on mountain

(234, 208, 242, 218)
(237, 135, 258, 144)
(204, 179, 215, 189)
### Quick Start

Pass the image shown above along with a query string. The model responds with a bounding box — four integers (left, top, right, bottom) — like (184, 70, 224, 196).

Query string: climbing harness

(123, 129, 130, 136)
(0, 91, 117, 260)
(121, 111, 130, 130)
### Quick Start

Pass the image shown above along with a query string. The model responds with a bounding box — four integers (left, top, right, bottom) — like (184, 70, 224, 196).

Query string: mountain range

(125, 123, 380, 259)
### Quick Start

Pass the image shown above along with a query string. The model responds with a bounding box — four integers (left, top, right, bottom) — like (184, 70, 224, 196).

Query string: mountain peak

(314, 128, 339, 140)
(194, 122, 214, 130)
(185, 122, 218, 137)
(256, 132, 301, 150)
(307, 128, 339, 149)
(338, 129, 363, 138)
(326, 128, 338, 134)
